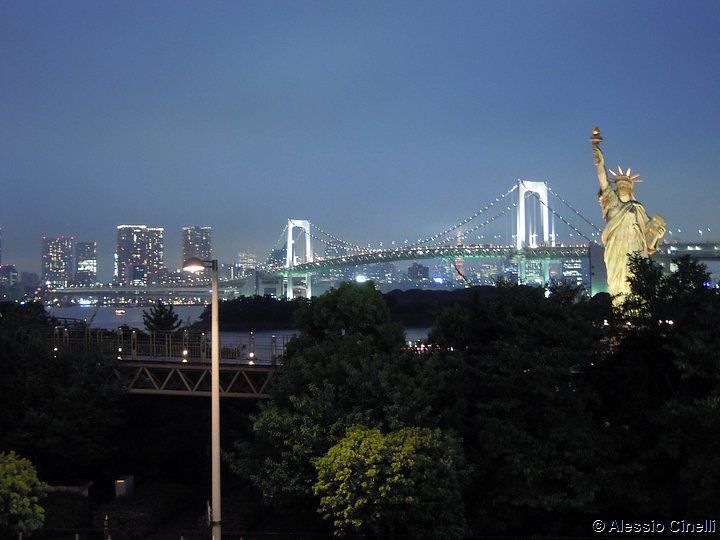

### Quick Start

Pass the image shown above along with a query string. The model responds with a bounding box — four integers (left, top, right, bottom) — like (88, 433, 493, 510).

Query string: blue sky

(1, 1, 719, 279)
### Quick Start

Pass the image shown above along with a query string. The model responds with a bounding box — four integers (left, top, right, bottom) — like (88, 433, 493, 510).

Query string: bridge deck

(114, 361, 276, 398)
(51, 329, 285, 398)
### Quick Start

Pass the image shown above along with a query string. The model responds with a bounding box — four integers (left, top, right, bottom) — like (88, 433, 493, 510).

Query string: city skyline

(26, 225, 259, 285)
(1, 2, 719, 279)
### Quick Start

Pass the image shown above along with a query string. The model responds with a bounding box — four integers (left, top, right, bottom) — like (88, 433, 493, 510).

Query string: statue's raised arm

(590, 127, 609, 192)
(590, 125, 668, 303)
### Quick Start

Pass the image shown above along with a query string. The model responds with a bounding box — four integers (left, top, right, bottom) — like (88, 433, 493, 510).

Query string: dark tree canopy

(0, 303, 124, 483)
(142, 300, 182, 333)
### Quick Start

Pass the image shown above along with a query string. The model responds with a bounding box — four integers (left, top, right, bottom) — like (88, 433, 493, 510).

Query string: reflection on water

(47, 306, 431, 343)
(47, 305, 205, 329)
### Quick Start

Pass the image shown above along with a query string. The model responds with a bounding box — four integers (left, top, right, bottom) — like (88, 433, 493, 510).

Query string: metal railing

(51, 327, 292, 365)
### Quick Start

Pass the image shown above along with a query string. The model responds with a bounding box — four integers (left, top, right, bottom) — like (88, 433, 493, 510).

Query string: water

(47, 305, 205, 329)
(47, 306, 431, 344)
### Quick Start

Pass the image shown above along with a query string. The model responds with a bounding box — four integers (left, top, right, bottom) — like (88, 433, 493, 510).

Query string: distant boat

(114, 309, 126, 316)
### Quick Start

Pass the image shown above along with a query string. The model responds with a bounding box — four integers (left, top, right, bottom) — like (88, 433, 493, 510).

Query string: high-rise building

(182, 226, 212, 262)
(0, 227, 3, 265)
(0, 265, 18, 287)
(238, 251, 257, 275)
(561, 258, 587, 288)
(74, 242, 98, 285)
(408, 262, 429, 280)
(181, 226, 211, 282)
(267, 247, 287, 268)
(115, 225, 165, 286)
(42, 236, 74, 287)
(145, 227, 165, 279)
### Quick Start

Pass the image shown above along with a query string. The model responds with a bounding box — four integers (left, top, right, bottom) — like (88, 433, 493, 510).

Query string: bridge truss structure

(51, 327, 283, 398)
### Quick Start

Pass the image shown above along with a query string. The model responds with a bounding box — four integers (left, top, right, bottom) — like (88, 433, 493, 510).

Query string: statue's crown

(608, 165, 642, 183)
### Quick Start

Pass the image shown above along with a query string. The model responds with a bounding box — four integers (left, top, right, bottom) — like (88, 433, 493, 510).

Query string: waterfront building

(74, 241, 97, 285)
(238, 251, 257, 275)
(42, 236, 74, 287)
(115, 225, 165, 286)
(182, 226, 212, 283)
(561, 258, 588, 288)
(145, 227, 165, 279)
(0, 264, 18, 286)
(267, 247, 287, 267)
(182, 226, 212, 261)
(408, 262, 429, 280)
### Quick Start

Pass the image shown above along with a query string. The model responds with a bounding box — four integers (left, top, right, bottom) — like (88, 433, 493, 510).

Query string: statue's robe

(598, 186, 652, 298)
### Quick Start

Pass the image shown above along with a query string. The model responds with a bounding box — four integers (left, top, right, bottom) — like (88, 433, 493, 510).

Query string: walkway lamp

(182, 257, 221, 539)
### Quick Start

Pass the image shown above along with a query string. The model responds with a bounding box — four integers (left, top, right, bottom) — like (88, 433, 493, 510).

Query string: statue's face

(616, 181, 633, 202)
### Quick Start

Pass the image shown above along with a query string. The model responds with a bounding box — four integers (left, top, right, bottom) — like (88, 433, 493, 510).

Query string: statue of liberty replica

(591, 127, 667, 302)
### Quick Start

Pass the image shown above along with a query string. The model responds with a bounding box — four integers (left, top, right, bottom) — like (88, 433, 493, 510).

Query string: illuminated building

(42, 236, 74, 287)
(561, 258, 587, 288)
(183, 226, 213, 262)
(74, 242, 98, 285)
(408, 262, 429, 280)
(0, 265, 18, 286)
(182, 226, 212, 282)
(238, 251, 257, 275)
(145, 227, 165, 279)
(115, 225, 165, 286)
(267, 248, 287, 267)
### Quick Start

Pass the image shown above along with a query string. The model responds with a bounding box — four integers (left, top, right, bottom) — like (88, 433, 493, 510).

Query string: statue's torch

(590, 126, 603, 165)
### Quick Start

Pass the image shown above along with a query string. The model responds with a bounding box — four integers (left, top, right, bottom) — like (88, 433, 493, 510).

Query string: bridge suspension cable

(455, 203, 517, 243)
(262, 224, 289, 265)
(406, 184, 519, 248)
(546, 185, 603, 233)
(310, 223, 368, 253)
(520, 183, 594, 244)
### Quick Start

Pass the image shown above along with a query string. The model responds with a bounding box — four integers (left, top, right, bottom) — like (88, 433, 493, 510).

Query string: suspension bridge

(45, 179, 718, 304)
(266, 179, 719, 299)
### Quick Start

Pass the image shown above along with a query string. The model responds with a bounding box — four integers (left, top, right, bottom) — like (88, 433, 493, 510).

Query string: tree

(591, 255, 720, 518)
(142, 300, 182, 333)
(314, 425, 467, 539)
(426, 284, 608, 535)
(0, 451, 47, 532)
(228, 282, 434, 525)
(0, 303, 124, 482)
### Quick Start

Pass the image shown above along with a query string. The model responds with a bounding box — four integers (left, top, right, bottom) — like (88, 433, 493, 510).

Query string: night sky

(1, 1, 719, 280)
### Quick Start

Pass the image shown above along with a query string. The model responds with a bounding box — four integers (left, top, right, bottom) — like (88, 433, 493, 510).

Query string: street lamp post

(182, 257, 221, 540)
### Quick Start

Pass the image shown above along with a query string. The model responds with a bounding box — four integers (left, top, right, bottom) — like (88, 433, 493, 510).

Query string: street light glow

(182, 257, 207, 273)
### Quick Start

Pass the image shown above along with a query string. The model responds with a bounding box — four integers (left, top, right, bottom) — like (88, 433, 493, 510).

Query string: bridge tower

(516, 180, 551, 249)
(285, 219, 314, 299)
(516, 180, 551, 284)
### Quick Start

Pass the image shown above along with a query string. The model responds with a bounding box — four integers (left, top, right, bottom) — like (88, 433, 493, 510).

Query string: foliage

(590, 255, 720, 518)
(0, 303, 124, 482)
(222, 259, 720, 536)
(314, 425, 467, 539)
(142, 300, 182, 333)
(0, 451, 47, 532)
(92, 482, 193, 540)
(426, 283, 609, 534)
(42, 491, 91, 529)
(228, 283, 433, 521)
(202, 295, 304, 330)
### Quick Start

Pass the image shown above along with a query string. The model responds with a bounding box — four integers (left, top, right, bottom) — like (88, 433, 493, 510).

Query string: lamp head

(182, 257, 207, 273)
